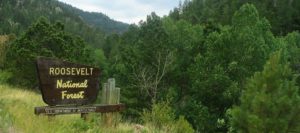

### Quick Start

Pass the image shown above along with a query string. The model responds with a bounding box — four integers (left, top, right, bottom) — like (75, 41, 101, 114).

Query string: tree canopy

(5, 17, 94, 88)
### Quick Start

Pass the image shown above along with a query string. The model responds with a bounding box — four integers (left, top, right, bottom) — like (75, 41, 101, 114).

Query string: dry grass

(0, 35, 9, 44)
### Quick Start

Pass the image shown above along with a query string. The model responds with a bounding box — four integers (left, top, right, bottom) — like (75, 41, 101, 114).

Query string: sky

(58, 0, 181, 24)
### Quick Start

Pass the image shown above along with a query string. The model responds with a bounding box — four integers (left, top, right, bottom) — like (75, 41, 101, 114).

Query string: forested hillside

(102, 0, 300, 132)
(76, 11, 129, 34)
(0, 0, 129, 48)
(1, 0, 300, 132)
(170, 0, 300, 35)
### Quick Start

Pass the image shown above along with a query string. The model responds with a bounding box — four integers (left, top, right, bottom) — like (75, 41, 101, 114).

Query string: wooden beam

(34, 104, 125, 115)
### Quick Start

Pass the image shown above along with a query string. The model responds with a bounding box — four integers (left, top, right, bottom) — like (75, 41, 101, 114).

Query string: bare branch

(131, 50, 175, 101)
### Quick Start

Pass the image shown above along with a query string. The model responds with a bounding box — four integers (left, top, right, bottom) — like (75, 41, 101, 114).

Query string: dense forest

(1, 0, 300, 132)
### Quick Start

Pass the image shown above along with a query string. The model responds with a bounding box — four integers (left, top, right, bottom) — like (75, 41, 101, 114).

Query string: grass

(0, 84, 152, 133)
(0, 84, 194, 133)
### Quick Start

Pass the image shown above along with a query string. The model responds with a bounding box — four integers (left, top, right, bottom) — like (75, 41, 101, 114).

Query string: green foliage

(112, 13, 177, 117)
(0, 70, 13, 84)
(103, 34, 121, 59)
(142, 101, 175, 129)
(174, 116, 194, 133)
(172, 0, 300, 35)
(228, 51, 300, 132)
(92, 48, 108, 79)
(142, 101, 194, 133)
(5, 17, 94, 88)
(280, 32, 300, 86)
(113, 14, 205, 119)
(180, 100, 215, 132)
(106, 2, 300, 132)
(77, 12, 128, 34)
(186, 4, 276, 132)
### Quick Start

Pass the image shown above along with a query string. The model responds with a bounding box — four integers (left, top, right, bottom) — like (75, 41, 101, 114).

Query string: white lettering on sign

(56, 79, 88, 89)
(49, 67, 94, 76)
(61, 91, 85, 99)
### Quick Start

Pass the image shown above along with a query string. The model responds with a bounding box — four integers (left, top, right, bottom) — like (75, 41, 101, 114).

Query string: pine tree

(229, 51, 300, 132)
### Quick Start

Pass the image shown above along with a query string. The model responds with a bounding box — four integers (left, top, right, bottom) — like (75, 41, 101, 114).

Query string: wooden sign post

(34, 57, 125, 119)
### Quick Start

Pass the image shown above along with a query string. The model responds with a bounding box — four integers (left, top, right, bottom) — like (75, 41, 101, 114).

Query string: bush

(142, 101, 194, 133)
(173, 116, 194, 133)
(0, 70, 12, 84)
(141, 101, 175, 129)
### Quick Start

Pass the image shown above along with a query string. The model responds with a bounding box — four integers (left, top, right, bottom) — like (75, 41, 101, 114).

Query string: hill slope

(0, 0, 129, 48)
(59, 1, 129, 34)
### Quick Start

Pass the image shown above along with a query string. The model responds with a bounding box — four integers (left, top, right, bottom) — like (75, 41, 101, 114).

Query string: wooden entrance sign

(34, 57, 125, 117)
(36, 57, 100, 106)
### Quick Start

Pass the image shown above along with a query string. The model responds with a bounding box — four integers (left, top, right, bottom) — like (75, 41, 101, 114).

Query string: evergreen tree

(229, 51, 300, 132)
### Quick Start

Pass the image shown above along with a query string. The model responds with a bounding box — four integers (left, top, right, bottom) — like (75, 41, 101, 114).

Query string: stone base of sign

(34, 104, 125, 116)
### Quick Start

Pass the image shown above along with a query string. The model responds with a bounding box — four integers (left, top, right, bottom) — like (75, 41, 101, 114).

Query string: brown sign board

(36, 57, 100, 106)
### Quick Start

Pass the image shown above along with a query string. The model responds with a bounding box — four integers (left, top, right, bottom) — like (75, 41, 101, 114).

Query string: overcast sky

(58, 0, 180, 24)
